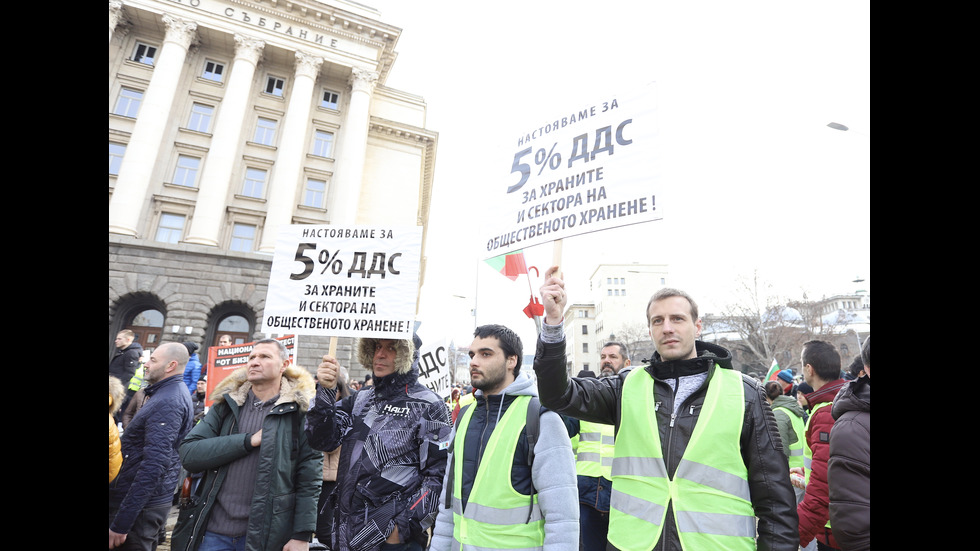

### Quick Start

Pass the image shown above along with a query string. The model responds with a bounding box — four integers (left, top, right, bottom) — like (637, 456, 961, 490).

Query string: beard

(471, 365, 508, 393)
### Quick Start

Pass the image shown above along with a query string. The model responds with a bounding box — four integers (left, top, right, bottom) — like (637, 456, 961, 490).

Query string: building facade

(108, 0, 438, 375)
(562, 302, 597, 374)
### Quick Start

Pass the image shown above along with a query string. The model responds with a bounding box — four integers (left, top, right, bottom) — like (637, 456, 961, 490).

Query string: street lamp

(851, 276, 865, 350)
(827, 122, 849, 131)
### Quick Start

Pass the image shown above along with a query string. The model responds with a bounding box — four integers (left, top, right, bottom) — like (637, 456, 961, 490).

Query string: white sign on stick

(417, 337, 452, 400)
(482, 83, 662, 259)
(263, 225, 422, 339)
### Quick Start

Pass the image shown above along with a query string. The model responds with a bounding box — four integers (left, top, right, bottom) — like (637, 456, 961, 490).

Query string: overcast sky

(362, 1, 871, 349)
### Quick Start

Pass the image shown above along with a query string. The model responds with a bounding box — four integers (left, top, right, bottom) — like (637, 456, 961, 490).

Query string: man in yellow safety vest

(430, 324, 579, 551)
(533, 267, 799, 551)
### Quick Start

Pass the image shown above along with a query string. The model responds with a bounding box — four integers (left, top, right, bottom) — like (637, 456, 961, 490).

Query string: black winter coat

(828, 376, 871, 551)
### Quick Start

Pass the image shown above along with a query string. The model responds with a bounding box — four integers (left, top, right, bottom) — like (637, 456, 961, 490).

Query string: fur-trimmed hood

(109, 375, 126, 415)
(356, 337, 416, 376)
(210, 364, 316, 412)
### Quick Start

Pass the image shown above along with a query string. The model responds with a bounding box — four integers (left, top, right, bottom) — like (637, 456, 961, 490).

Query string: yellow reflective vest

(608, 366, 755, 551)
(451, 395, 544, 550)
(576, 420, 615, 480)
(773, 405, 805, 469)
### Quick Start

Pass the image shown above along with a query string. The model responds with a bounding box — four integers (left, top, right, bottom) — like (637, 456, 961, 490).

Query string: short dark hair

(764, 380, 783, 401)
(474, 324, 523, 375)
(861, 335, 870, 368)
(646, 288, 699, 322)
(602, 341, 630, 361)
(254, 338, 288, 362)
(802, 340, 842, 381)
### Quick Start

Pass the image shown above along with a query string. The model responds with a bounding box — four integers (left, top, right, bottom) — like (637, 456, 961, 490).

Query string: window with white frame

(264, 76, 285, 97)
(253, 118, 277, 146)
(132, 41, 157, 65)
(188, 103, 214, 133)
(202, 60, 225, 83)
(173, 155, 201, 187)
(114, 88, 143, 118)
(230, 223, 257, 252)
(109, 142, 126, 175)
(155, 213, 185, 244)
(312, 130, 334, 157)
(303, 177, 327, 209)
(242, 168, 267, 198)
(320, 89, 339, 109)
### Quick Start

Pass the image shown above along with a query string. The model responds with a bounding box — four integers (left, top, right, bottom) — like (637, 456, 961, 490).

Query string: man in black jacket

(533, 267, 799, 551)
(109, 342, 194, 550)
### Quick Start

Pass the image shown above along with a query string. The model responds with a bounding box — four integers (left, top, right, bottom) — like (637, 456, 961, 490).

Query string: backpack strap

(524, 397, 541, 523)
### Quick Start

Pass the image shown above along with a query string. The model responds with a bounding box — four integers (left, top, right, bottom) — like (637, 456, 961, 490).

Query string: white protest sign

(263, 225, 422, 339)
(417, 337, 452, 400)
(482, 83, 662, 259)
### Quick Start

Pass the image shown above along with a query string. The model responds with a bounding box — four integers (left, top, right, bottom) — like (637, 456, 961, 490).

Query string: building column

(257, 51, 324, 253)
(109, 1, 123, 43)
(328, 67, 378, 226)
(109, 14, 197, 237)
(185, 35, 265, 247)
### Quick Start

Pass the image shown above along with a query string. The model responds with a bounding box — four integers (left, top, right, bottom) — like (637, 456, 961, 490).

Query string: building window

(321, 89, 339, 109)
(265, 76, 286, 97)
(303, 178, 327, 209)
(582, 343, 589, 353)
(132, 41, 157, 65)
(173, 155, 201, 187)
(254, 118, 277, 146)
(230, 223, 257, 252)
(607, 289, 613, 296)
(155, 213, 185, 244)
(582, 324, 588, 335)
(109, 142, 126, 175)
(242, 168, 267, 198)
(114, 88, 143, 118)
(188, 103, 214, 133)
(202, 60, 225, 82)
(312, 130, 334, 157)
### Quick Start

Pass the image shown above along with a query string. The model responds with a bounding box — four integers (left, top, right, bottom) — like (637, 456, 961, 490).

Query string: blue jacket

(109, 374, 194, 534)
(183, 353, 202, 394)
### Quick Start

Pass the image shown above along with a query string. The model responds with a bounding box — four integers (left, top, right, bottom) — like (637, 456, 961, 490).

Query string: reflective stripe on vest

(127, 365, 144, 391)
(773, 406, 805, 469)
(452, 395, 544, 550)
(608, 366, 755, 551)
(576, 420, 615, 479)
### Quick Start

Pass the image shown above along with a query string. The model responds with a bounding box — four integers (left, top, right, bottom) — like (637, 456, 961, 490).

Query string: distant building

(563, 303, 597, 375)
(109, 0, 438, 377)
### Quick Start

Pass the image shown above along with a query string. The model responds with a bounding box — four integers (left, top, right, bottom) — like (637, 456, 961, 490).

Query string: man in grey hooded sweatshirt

(429, 324, 579, 551)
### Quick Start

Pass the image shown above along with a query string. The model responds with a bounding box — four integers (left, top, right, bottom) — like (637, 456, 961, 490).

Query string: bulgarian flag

(486, 250, 529, 281)
(765, 358, 781, 381)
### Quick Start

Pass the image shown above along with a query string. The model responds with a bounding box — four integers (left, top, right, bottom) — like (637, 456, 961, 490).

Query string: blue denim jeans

(198, 531, 247, 551)
(579, 503, 610, 551)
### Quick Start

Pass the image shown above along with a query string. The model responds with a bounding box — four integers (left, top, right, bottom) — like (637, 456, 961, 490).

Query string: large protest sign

(417, 337, 453, 400)
(482, 83, 662, 259)
(204, 335, 296, 407)
(263, 225, 422, 339)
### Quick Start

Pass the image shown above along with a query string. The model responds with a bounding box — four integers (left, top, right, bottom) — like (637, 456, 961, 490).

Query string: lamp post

(851, 276, 865, 350)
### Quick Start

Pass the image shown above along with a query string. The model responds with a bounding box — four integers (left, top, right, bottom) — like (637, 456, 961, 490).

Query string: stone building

(108, 0, 438, 376)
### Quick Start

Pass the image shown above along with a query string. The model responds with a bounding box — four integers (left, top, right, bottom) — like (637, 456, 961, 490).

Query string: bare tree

(704, 271, 805, 376)
(608, 321, 656, 363)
